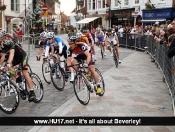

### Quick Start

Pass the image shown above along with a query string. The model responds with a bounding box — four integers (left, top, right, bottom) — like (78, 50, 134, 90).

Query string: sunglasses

(48, 38, 52, 40)
(69, 42, 75, 45)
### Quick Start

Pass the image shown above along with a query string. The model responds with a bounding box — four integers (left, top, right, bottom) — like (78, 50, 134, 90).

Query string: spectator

(17, 24, 23, 43)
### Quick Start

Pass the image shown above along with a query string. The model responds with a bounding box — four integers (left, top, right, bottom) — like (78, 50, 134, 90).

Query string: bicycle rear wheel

(42, 61, 52, 84)
(73, 73, 90, 105)
(113, 49, 119, 68)
(0, 82, 19, 114)
(50, 63, 65, 91)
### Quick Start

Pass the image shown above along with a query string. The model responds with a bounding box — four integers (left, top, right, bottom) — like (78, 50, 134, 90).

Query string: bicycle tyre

(73, 73, 90, 105)
(100, 42, 104, 59)
(50, 64, 65, 91)
(28, 73, 44, 103)
(42, 61, 52, 84)
(0, 82, 19, 114)
(113, 49, 118, 68)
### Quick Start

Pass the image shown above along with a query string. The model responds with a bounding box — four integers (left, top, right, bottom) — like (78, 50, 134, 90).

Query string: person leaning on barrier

(167, 37, 175, 58)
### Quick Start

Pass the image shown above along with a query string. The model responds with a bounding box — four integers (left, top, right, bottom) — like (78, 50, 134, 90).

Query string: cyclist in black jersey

(0, 35, 36, 102)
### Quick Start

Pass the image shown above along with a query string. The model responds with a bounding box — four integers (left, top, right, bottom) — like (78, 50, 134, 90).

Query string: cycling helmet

(40, 31, 47, 39)
(0, 29, 7, 36)
(68, 36, 77, 43)
(107, 28, 112, 32)
(46, 32, 55, 39)
(0, 32, 3, 38)
(0, 40, 12, 48)
(82, 30, 87, 33)
(96, 27, 101, 31)
(76, 32, 82, 38)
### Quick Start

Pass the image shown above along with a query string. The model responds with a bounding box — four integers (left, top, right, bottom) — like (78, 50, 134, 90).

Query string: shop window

(98, 0, 101, 9)
(88, 0, 91, 10)
(135, 0, 139, 4)
(115, 0, 118, 6)
(124, 0, 129, 5)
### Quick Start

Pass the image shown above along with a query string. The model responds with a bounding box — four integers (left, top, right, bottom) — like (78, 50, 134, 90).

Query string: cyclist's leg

(21, 54, 36, 101)
(113, 41, 121, 63)
(88, 57, 102, 94)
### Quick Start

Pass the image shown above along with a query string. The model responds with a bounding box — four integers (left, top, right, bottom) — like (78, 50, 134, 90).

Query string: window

(88, 0, 91, 10)
(98, 0, 101, 9)
(135, 0, 139, 4)
(124, 0, 128, 5)
(103, 0, 105, 8)
(11, 0, 20, 12)
(93, 0, 95, 10)
(115, 0, 118, 6)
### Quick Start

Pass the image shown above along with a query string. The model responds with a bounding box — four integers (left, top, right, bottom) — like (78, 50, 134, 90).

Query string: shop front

(111, 8, 135, 27)
(142, 8, 175, 25)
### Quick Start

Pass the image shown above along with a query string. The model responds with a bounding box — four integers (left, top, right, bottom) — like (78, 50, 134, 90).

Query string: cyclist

(0, 34, 36, 102)
(46, 32, 74, 82)
(36, 31, 47, 61)
(76, 32, 90, 47)
(66, 36, 102, 95)
(95, 27, 106, 56)
(105, 28, 121, 63)
(82, 30, 96, 60)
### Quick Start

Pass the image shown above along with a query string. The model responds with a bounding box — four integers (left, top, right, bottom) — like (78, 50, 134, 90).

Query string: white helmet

(0, 29, 7, 36)
(76, 32, 82, 38)
(40, 31, 47, 39)
(96, 27, 101, 31)
(0, 32, 3, 38)
(46, 32, 55, 39)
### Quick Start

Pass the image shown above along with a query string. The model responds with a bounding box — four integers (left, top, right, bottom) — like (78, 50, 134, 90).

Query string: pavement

(0, 34, 174, 132)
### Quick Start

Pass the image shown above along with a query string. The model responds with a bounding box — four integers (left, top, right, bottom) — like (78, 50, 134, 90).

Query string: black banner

(0, 117, 175, 125)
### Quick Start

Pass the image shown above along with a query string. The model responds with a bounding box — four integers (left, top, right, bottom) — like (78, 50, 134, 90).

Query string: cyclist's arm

(45, 46, 50, 57)
(115, 35, 119, 44)
(84, 50, 91, 64)
(50, 45, 54, 56)
(58, 42, 63, 54)
(85, 37, 90, 46)
(7, 49, 15, 64)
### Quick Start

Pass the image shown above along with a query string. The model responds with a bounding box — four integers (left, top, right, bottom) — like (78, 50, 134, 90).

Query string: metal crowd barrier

(119, 33, 175, 115)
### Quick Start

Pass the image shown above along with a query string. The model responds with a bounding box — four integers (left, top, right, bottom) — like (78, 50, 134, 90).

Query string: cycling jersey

(45, 36, 66, 57)
(86, 33, 94, 45)
(105, 32, 118, 46)
(95, 31, 104, 42)
(0, 40, 29, 70)
(67, 42, 90, 57)
(38, 40, 47, 47)
(67, 42, 94, 65)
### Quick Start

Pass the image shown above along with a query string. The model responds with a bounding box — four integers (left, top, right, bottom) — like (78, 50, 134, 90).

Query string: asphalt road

(0, 34, 133, 132)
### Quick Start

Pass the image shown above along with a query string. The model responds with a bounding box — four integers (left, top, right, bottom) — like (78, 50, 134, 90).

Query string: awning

(76, 17, 99, 24)
(141, 19, 166, 23)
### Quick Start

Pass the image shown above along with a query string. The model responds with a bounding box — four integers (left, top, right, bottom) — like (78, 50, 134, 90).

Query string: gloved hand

(6, 63, 11, 68)
(83, 63, 89, 67)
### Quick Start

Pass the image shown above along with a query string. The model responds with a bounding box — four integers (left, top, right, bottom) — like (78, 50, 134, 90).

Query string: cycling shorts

(54, 46, 67, 59)
(74, 54, 94, 65)
(97, 37, 104, 42)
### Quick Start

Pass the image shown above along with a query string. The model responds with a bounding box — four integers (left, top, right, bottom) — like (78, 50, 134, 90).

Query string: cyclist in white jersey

(104, 28, 121, 63)
(95, 28, 106, 56)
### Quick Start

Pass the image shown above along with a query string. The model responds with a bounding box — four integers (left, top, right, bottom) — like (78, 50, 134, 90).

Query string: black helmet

(107, 28, 112, 32)
(67, 36, 77, 43)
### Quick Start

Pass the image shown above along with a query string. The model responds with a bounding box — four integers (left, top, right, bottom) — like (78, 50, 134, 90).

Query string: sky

(60, 0, 76, 16)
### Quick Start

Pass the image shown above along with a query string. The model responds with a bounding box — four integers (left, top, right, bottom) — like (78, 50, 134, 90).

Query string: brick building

(60, 11, 69, 28)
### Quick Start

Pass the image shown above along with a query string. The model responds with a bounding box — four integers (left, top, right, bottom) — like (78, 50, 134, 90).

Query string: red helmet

(86, 33, 90, 38)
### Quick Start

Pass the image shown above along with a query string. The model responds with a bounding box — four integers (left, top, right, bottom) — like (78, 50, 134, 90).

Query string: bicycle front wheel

(95, 68, 105, 96)
(113, 49, 119, 68)
(50, 64, 65, 91)
(0, 82, 19, 114)
(100, 43, 104, 59)
(29, 73, 44, 103)
(73, 73, 90, 105)
(42, 61, 52, 84)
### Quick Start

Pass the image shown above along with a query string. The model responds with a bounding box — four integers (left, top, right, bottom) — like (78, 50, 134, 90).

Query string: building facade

(73, 0, 174, 29)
